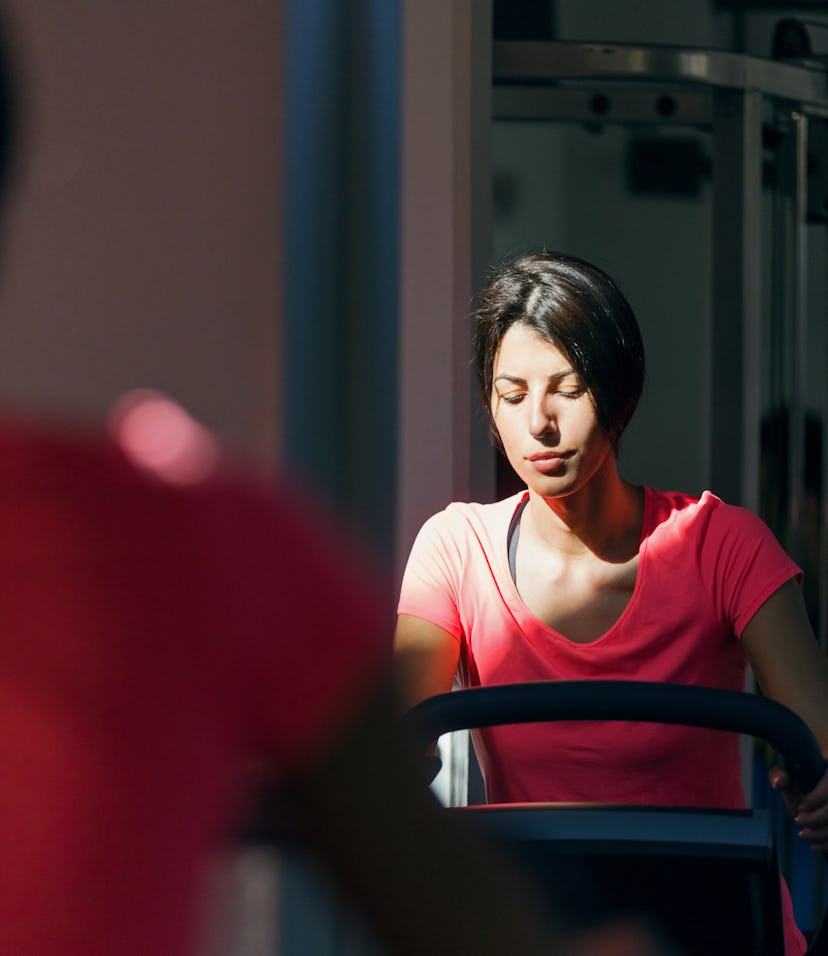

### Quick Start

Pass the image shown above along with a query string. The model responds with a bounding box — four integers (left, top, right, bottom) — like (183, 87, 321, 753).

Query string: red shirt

(399, 487, 800, 806)
(0, 409, 388, 956)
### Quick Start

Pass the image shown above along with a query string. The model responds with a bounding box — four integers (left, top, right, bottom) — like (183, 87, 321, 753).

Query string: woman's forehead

(493, 323, 571, 374)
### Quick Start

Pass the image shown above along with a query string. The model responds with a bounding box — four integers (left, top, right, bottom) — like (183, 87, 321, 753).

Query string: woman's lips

(525, 450, 572, 472)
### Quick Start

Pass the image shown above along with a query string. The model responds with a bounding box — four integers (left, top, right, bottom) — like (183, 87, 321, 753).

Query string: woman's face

(491, 323, 614, 499)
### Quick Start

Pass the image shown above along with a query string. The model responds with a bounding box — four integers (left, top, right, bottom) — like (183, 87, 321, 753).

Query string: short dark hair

(473, 252, 646, 451)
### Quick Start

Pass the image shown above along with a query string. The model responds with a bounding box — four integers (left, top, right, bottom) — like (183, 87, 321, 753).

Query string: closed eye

(558, 385, 587, 399)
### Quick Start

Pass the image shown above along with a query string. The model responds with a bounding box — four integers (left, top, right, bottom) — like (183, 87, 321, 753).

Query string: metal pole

(787, 111, 809, 569)
(711, 88, 763, 511)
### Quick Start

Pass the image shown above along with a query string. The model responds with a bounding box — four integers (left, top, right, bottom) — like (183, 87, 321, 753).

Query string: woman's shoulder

(644, 486, 773, 539)
(421, 490, 526, 526)
(447, 489, 526, 519)
(412, 490, 527, 548)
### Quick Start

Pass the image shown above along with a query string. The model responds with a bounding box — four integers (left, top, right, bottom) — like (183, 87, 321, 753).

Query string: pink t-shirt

(400, 486, 807, 954)
(399, 486, 807, 954)
(0, 414, 389, 956)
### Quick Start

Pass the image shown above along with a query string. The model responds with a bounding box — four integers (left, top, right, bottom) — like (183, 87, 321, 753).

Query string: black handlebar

(403, 680, 828, 794)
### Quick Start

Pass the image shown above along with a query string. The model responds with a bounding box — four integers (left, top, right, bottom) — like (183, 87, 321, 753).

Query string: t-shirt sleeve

(701, 495, 802, 638)
(397, 510, 464, 642)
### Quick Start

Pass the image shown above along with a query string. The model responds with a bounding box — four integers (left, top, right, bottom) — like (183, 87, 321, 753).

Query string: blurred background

(1, 1, 826, 951)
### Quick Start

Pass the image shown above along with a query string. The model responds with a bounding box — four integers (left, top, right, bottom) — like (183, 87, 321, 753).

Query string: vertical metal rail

(822, 229, 828, 661)
(787, 111, 810, 571)
(770, 110, 799, 887)
(711, 88, 764, 511)
(767, 108, 809, 566)
(786, 105, 828, 953)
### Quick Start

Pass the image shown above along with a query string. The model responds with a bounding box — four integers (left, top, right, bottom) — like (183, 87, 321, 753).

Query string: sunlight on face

(491, 324, 613, 498)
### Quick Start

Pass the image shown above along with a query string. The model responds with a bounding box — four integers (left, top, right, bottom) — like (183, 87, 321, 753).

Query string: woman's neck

(523, 460, 643, 562)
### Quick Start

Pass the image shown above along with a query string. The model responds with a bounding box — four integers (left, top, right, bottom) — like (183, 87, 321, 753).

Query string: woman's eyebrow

(493, 368, 577, 386)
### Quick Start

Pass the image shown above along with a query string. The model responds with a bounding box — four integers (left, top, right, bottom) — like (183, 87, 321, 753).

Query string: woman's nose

(528, 396, 557, 438)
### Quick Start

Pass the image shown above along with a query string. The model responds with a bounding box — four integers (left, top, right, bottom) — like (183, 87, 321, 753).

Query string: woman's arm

(393, 613, 461, 711)
(741, 577, 828, 852)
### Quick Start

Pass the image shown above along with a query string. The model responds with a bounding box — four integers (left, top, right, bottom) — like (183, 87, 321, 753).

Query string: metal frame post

(710, 87, 764, 510)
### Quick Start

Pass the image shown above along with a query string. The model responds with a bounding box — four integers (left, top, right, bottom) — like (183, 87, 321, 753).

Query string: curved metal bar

(493, 41, 828, 111)
(403, 680, 827, 794)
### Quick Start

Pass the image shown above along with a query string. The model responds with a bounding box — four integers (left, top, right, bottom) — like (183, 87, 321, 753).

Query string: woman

(394, 252, 828, 955)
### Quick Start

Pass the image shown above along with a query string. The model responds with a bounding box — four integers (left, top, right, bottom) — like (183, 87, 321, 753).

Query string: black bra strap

(507, 496, 529, 582)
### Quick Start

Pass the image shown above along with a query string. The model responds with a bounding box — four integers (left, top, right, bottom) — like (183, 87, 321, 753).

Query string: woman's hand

(742, 579, 828, 857)
(769, 762, 828, 854)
